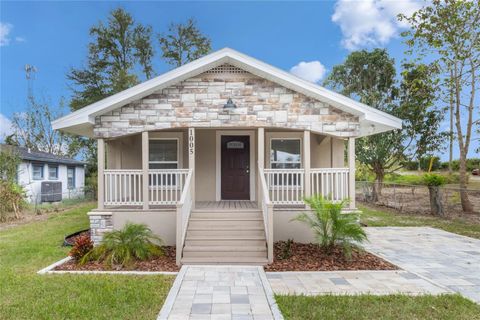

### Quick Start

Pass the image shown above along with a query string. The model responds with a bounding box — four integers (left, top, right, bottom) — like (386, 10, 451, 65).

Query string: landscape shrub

(293, 196, 367, 258)
(0, 149, 26, 221)
(0, 181, 27, 221)
(69, 234, 94, 261)
(81, 223, 164, 268)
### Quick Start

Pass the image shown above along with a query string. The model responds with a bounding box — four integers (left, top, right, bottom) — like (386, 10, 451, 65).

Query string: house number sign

(188, 128, 195, 155)
(226, 141, 244, 149)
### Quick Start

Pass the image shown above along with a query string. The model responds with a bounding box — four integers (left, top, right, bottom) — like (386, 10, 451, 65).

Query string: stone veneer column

(88, 212, 113, 245)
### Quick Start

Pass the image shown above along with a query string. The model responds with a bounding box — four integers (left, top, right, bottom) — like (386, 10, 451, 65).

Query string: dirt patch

(264, 241, 398, 272)
(55, 246, 179, 272)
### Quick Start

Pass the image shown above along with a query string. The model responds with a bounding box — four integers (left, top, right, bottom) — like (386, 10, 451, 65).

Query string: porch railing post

(257, 127, 265, 206)
(97, 138, 105, 210)
(188, 128, 195, 209)
(348, 137, 356, 210)
(303, 130, 311, 199)
(142, 131, 149, 210)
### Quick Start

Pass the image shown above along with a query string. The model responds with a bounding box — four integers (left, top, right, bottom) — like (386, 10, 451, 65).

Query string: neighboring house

(53, 48, 402, 265)
(0, 144, 85, 204)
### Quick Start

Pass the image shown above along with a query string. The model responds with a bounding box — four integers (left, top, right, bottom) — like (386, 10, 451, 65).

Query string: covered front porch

(96, 127, 356, 211)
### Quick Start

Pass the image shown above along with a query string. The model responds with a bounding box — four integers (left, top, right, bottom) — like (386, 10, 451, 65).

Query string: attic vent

(205, 64, 248, 74)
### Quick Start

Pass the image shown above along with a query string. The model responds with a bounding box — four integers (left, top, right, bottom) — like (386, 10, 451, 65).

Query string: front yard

(360, 204, 480, 239)
(0, 203, 173, 320)
(276, 294, 480, 320)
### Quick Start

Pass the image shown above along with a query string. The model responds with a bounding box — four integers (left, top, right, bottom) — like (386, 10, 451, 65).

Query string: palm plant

(81, 223, 164, 268)
(293, 195, 367, 258)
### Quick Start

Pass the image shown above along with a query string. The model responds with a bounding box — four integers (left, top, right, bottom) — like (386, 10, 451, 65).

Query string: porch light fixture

(224, 98, 236, 109)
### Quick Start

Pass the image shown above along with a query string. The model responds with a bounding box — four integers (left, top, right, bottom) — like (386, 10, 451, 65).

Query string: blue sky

(0, 1, 477, 160)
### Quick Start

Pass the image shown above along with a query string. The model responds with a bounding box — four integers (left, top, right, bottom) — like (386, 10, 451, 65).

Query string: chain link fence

(356, 181, 480, 215)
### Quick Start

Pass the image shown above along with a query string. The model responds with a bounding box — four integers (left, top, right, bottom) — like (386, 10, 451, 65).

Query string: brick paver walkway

(364, 227, 480, 303)
(267, 270, 448, 296)
(158, 265, 283, 320)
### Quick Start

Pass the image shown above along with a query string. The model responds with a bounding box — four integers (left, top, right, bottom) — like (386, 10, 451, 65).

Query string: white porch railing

(104, 169, 190, 206)
(258, 166, 274, 263)
(176, 169, 194, 265)
(149, 169, 190, 205)
(263, 167, 350, 205)
(104, 170, 143, 206)
(310, 168, 350, 202)
(264, 169, 305, 205)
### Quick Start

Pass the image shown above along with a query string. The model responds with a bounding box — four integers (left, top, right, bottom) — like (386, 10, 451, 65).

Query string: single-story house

(0, 144, 85, 203)
(52, 48, 402, 265)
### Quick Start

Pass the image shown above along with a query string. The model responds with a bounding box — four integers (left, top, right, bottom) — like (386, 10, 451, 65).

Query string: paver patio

(267, 270, 448, 296)
(158, 265, 283, 320)
(364, 227, 480, 303)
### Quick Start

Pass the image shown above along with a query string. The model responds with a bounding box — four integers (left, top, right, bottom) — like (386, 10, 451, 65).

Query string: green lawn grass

(275, 294, 480, 320)
(0, 203, 174, 320)
(360, 204, 480, 239)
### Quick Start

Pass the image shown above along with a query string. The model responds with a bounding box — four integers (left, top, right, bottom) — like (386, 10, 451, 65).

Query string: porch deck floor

(195, 200, 258, 210)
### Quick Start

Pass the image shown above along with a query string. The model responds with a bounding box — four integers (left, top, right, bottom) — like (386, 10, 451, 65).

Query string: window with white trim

(67, 167, 75, 189)
(48, 165, 58, 180)
(32, 164, 44, 180)
(149, 139, 178, 169)
(149, 139, 179, 186)
(270, 139, 301, 169)
(270, 139, 302, 186)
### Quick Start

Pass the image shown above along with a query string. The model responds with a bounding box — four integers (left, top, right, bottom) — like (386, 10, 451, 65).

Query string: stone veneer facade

(94, 65, 360, 138)
(87, 212, 113, 244)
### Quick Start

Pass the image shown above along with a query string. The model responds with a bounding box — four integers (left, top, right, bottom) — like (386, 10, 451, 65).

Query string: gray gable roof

(0, 144, 85, 166)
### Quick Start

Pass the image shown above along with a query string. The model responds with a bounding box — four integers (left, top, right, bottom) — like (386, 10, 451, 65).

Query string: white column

(257, 128, 265, 204)
(348, 137, 356, 210)
(97, 138, 105, 210)
(142, 131, 149, 210)
(188, 128, 195, 208)
(303, 130, 311, 199)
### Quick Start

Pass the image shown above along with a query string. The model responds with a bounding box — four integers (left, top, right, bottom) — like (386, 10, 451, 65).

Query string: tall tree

(325, 49, 444, 199)
(10, 96, 71, 156)
(400, 0, 480, 213)
(159, 18, 211, 67)
(67, 8, 155, 173)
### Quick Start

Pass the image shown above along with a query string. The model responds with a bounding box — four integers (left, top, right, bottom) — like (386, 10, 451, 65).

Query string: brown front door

(221, 135, 250, 200)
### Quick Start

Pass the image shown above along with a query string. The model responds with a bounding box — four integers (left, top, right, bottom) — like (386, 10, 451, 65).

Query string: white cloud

(0, 22, 12, 46)
(15, 36, 26, 43)
(332, 0, 423, 50)
(0, 113, 14, 139)
(290, 61, 327, 83)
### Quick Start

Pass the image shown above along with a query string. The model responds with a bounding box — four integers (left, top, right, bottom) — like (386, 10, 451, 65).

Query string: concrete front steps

(181, 209, 268, 265)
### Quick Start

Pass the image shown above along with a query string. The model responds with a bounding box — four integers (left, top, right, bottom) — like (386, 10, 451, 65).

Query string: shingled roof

(0, 144, 85, 166)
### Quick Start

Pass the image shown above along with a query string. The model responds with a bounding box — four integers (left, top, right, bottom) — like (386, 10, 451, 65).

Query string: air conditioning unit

(41, 181, 62, 202)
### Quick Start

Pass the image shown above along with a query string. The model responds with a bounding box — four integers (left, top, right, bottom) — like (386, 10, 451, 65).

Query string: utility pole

(24, 64, 37, 100)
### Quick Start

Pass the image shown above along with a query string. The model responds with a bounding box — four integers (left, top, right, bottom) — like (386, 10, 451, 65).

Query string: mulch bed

(55, 246, 180, 272)
(264, 241, 398, 272)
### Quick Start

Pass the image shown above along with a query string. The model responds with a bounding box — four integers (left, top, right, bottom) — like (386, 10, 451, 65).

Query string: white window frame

(67, 167, 76, 189)
(32, 163, 44, 180)
(148, 138, 180, 169)
(269, 138, 302, 169)
(48, 165, 59, 180)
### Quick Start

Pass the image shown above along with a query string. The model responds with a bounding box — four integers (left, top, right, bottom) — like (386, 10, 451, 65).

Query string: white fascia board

(52, 47, 403, 135)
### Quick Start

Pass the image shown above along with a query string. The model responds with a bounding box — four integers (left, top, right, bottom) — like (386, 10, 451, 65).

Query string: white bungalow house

(0, 144, 85, 203)
(52, 48, 402, 265)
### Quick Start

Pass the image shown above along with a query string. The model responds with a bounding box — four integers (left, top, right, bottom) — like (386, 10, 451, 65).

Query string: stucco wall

(195, 129, 217, 201)
(112, 211, 176, 245)
(94, 65, 359, 138)
(310, 134, 345, 168)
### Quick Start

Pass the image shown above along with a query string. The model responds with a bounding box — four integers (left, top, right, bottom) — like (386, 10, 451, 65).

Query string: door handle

(246, 169, 250, 173)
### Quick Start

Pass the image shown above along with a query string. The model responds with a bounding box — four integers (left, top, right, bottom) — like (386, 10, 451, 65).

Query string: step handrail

(175, 168, 194, 265)
(258, 165, 274, 263)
